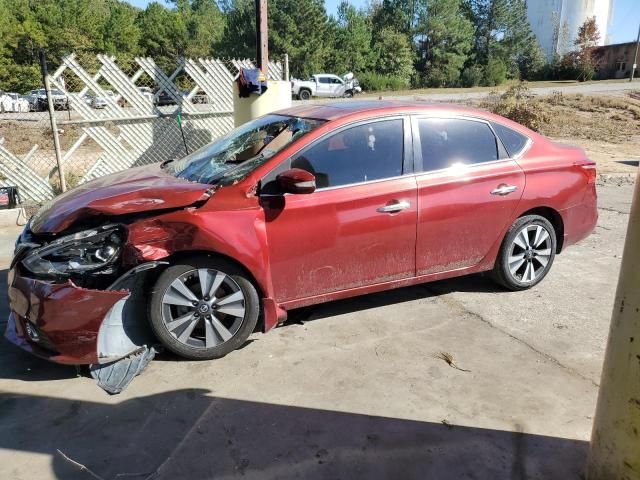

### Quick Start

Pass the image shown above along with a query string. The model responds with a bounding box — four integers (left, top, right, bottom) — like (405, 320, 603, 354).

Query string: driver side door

(260, 117, 417, 304)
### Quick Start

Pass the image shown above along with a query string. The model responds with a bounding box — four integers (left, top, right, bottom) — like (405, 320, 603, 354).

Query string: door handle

(491, 184, 518, 196)
(377, 200, 410, 213)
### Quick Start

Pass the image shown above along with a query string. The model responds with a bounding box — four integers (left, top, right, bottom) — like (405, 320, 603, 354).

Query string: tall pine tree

(415, 0, 474, 87)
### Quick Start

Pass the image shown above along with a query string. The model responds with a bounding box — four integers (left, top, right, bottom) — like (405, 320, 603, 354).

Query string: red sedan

(7, 101, 597, 367)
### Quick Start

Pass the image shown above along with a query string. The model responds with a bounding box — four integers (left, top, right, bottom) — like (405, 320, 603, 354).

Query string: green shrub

(358, 72, 408, 92)
(461, 65, 484, 87)
(482, 57, 507, 86)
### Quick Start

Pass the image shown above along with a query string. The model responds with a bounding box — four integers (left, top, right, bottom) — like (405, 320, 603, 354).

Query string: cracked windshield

(165, 114, 325, 184)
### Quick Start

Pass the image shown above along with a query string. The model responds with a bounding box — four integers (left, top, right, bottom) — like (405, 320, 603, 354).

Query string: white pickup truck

(291, 73, 361, 100)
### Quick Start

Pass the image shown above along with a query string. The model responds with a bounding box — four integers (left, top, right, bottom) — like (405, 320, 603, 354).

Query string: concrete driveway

(0, 183, 634, 480)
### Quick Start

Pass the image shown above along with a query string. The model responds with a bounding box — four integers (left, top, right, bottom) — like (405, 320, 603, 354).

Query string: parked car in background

(0, 91, 30, 112)
(191, 89, 209, 104)
(138, 86, 154, 102)
(90, 90, 120, 109)
(155, 90, 181, 106)
(24, 88, 69, 111)
(291, 73, 361, 100)
(154, 90, 193, 106)
(6, 101, 597, 369)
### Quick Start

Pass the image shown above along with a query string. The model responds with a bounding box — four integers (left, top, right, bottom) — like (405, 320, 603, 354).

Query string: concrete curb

(0, 208, 27, 229)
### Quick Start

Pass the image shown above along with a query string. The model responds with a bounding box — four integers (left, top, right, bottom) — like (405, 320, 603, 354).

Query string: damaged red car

(7, 101, 598, 372)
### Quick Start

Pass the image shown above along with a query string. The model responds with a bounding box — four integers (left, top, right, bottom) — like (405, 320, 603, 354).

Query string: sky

(126, 0, 639, 44)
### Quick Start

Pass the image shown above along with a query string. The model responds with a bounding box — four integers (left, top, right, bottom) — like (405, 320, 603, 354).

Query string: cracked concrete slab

(0, 184, 633, 479)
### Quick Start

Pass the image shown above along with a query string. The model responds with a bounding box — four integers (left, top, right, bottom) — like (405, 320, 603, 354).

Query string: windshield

(165, 114, 324, 185)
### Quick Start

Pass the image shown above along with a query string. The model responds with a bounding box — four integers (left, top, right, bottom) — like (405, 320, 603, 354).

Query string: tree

(103, 1, 142, 57)
(571, 16, 601, 81)
(415, 0, 474, 87)
(136, 2, 187, 60)
(171, 0, 226, 58)
(370, 0, 418, 33)
(326, 2, 374, 75)
(373, 28, 415, 83)
(465, 0, 543, 80)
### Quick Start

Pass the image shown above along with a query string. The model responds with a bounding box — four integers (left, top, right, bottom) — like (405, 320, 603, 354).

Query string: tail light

(576, 160, 597, 184)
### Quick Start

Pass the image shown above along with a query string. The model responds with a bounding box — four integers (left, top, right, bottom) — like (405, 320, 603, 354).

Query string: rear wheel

(492, 215, 556, 291)
(149, 256, 259, 360)
(298, 89, 311, 100)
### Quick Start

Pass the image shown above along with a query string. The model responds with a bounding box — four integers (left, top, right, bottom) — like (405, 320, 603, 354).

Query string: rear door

(413, 116, 525, 276)
(261, 117, 417, 303)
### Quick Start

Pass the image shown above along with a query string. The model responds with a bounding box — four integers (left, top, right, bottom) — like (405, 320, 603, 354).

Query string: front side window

(291, 119, 404, 188)
(165, 114, 324, 185)
(417, 118, 499, 172)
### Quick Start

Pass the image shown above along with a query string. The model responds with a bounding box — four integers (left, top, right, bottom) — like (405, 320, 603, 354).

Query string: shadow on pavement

(0, 389, 588, 480)
(286, 273, 500, 324)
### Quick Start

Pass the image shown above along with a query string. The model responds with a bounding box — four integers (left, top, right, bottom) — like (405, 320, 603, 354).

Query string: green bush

(482, 57, 507, 86)
(358, 72, 408, 92)
(461, 65, 484, 87)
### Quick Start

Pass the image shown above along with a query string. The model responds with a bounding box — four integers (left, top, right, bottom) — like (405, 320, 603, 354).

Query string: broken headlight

(22, 225, 125, 277)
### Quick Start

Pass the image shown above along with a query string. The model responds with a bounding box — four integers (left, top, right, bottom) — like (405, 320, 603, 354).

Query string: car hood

(30, 165, 214, 234)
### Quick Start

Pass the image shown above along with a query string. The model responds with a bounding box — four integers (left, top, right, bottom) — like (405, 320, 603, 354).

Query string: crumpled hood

(30, 165, 213, 234)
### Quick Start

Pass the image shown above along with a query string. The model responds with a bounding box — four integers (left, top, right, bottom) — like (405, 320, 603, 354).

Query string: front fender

(123, 206, 282, 330)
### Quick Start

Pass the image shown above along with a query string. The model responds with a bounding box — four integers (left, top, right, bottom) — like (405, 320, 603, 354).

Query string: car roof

(276, 100, 488, 122)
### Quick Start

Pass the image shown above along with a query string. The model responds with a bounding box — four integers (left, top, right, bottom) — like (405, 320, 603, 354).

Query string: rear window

(492, 122, 529, 157)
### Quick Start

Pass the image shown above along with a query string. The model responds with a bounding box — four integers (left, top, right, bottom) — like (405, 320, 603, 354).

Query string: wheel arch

(151, 249, 266, 299)
(142, 248, 269, 333)
(518, 206, 564, 253)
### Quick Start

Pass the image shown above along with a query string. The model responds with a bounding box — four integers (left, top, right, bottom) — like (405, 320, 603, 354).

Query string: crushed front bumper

(5, 267, 130, 364)
(6, 264, 158, 366)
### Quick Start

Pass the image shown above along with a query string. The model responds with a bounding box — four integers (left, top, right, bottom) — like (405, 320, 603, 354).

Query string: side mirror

(276, 168, 316, 194)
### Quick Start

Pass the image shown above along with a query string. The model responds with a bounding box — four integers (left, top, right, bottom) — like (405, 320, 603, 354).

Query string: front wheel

(492, 215, 556, 291)
(149, 256, 260, 360)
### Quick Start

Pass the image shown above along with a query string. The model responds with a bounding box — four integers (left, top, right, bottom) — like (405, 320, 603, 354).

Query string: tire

(491, 215, 557, 291)
(298, 89, 311, 100)
(344, 90, 354, 98)
(149, 255, 260, 360)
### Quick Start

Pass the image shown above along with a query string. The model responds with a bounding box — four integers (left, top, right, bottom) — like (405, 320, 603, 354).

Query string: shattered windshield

(165, 114, 325, 185)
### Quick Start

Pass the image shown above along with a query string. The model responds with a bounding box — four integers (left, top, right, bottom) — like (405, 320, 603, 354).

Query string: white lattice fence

(0, 53, 284, 202)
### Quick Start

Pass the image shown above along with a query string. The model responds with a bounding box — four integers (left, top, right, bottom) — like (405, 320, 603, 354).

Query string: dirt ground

(534, 92, 640, 176)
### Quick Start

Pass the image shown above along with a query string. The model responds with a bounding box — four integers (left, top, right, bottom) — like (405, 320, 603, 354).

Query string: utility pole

(631, 22, 640, 82)
(586, 168, 640, 479)
(255, 0, 268, 74)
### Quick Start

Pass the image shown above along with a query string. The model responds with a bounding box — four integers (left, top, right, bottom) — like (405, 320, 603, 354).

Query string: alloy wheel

(507, 224, 553, 284)
(161, 268, 246, 349)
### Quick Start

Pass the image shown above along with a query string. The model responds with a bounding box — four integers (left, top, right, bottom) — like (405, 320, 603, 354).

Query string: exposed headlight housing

(22, 225, 125, 277)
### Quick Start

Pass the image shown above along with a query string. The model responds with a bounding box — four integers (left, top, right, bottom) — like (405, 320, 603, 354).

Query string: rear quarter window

(492, 122, 530, 157)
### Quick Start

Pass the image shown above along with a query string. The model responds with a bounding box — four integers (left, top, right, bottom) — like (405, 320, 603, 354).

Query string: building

(526, 0, 613, 59)
(594, 42, 639, 79)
